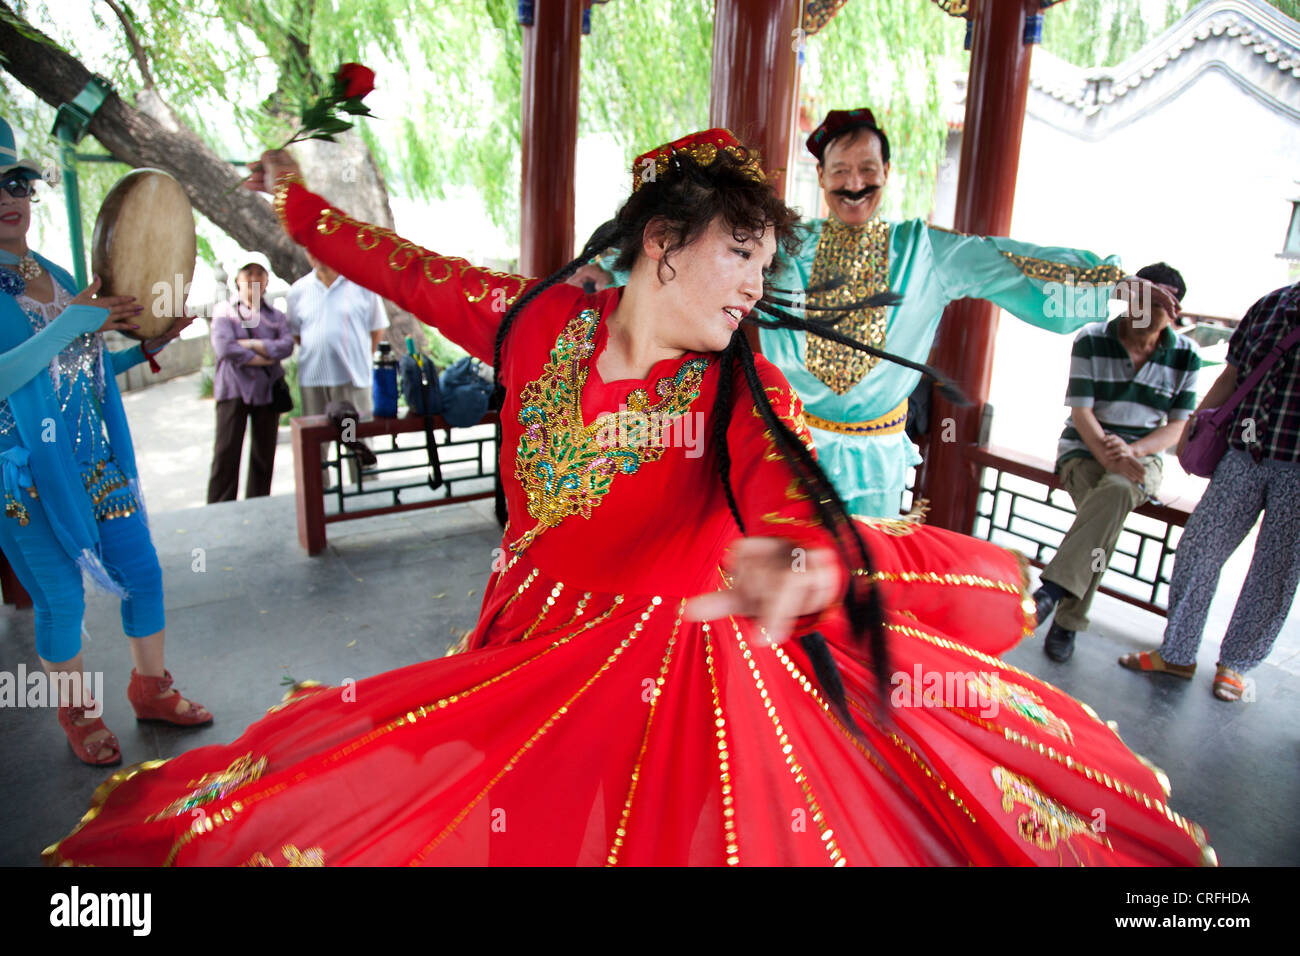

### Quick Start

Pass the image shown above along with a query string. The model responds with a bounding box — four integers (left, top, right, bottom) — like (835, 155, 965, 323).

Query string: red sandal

(128, 669, 213, 726)
(57, 704, 121, 766)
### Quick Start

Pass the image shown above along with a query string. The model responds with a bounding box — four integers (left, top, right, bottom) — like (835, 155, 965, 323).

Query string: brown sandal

(1213, 666, 1247, 702)
(57, 704, 121, 766)
(1117, 649, 1196, 680)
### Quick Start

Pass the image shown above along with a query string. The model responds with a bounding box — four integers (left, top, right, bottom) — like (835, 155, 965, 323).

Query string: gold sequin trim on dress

(520, 582, 565, 641)
(848, 697, 981, 830)
(885, 620, 1215, 861)
(728, 617, 847, 865)
(273, 176, 532, 312)
(992, 766, 1111, 864)
(966, 674, 1074, 744)
(770, 645, 976, 828)
(144, 753, 268, 822)
(159, 590, 629, 866)
(271, 173, 306, 223)
(1000, 253, 1124, 287)
(410, 596, 664, 864)
(804, 399, 907, 436)
(242, 844, 325, 867)
(752, 384, 816, 455)
(607, 599, 685, 866)
(805, 217, 892, 394)
(43, 759, 170, 865)
(703, 622, 741, 865)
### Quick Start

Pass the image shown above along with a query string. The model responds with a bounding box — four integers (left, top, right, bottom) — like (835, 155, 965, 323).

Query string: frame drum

(91, 168, 197, 341)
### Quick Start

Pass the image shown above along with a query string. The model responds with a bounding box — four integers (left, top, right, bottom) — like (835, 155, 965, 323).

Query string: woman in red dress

(44, 132, 1213, 866)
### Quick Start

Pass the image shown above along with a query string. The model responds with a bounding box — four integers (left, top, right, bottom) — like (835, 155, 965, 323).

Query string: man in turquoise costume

(578, 109, 1172, 517)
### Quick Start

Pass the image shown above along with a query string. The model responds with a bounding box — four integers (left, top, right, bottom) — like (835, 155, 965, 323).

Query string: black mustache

(831, 185, 880, 202)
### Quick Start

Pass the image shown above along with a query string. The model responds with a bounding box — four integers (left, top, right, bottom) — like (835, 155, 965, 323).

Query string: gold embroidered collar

(510, 308, 709, 552)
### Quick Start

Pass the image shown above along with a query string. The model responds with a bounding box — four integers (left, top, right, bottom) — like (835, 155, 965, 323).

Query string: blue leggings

(0, 506, 165, 663)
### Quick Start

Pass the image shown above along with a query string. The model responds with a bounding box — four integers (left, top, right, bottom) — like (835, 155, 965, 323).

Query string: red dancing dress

(44, 182, 1214, 866)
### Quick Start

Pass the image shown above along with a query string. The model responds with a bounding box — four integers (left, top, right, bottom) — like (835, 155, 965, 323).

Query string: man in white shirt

(286, 250, 390, 482)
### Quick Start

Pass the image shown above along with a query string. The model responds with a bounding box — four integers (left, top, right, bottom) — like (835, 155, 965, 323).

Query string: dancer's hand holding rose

(244, 150, 303, 195)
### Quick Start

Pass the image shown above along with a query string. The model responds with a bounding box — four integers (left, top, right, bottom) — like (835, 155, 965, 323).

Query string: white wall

(984, 65, 1299, 482)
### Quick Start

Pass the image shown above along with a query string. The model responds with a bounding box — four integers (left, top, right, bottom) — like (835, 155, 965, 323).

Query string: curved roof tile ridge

(1030, 0, 1300, 110)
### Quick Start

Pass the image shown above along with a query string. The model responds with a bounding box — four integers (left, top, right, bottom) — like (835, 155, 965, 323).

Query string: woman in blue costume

(0, 118, 211, 766)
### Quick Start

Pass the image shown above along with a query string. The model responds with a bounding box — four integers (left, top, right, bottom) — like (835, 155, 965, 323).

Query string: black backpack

(400, 352, 443, 417)
(399, 351, 443, 490)
(438, 357, 495, 427)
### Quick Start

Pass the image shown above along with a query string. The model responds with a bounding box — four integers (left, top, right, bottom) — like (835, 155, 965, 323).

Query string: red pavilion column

(519, 0, 584, 277)
(917, 0, 1038, 532)
(709, 0, 802, 197)
(710, 0, 802, 354)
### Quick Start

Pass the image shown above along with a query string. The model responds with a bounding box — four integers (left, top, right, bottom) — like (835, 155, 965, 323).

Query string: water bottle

(372, 340, 399, 418)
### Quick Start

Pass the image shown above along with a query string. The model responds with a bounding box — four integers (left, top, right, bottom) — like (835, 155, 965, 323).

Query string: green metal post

(55, 127, 86, 287)
(50, 76, 111, 289)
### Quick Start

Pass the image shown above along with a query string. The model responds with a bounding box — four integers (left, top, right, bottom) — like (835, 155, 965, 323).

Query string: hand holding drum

(71, 274, 142, 334)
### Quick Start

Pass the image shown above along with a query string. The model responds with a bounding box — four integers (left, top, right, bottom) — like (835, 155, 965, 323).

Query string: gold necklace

(16, 254, 41, 282)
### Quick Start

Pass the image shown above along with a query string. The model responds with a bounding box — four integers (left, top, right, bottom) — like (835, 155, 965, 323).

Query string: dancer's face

(817, 131, 889, 226)
(0, 177, 33, 249)
(644, 216, 775, 354)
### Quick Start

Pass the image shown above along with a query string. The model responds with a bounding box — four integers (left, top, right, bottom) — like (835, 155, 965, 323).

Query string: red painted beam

(709, 0, 802, 198)
(710, 0, 801, 355)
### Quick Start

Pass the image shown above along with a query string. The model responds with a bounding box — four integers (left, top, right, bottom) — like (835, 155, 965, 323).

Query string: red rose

(336, 63, 375, 100)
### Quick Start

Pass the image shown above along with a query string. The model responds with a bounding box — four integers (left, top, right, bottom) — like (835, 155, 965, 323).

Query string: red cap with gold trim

(630, 128, 765, 193)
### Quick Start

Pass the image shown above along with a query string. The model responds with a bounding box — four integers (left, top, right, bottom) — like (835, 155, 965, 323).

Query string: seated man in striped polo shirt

(1032, 262, 1202, 662)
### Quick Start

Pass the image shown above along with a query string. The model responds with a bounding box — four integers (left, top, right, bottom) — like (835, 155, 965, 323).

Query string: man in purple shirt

(206, 254, 295, 502)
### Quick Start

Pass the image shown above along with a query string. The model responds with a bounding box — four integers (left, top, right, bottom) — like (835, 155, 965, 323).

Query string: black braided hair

(729, 331, 890, 705)
(491, 218, 621, 389)
(712, 341, 744, 531)
(490, 143, 896, 721)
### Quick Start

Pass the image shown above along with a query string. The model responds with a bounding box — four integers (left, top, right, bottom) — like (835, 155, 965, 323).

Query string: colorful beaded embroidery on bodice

(510, 308, 708, 553)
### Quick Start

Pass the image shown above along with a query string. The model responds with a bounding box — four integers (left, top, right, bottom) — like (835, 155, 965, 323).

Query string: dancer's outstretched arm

(249, 149, 537, 366)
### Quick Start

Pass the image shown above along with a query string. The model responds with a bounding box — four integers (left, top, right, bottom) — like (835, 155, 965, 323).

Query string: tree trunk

(294, 134, 423, 349)
(0, 0, 308, 282)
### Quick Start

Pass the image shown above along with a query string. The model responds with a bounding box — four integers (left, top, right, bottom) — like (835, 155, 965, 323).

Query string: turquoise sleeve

(0, 303, 108, 401)
(926, 227, 1125, 334)
(108, 344, 148, 376)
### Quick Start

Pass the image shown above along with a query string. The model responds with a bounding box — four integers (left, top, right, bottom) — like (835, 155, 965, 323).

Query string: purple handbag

(1179, 323, 1300, 477)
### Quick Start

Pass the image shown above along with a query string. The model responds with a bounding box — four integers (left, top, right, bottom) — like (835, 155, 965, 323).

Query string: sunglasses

(0, 178, 36, 199)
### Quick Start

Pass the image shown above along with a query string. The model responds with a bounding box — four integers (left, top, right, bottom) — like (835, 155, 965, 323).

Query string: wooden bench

(964, 444, 1200, 616)
(293, 412, 498, 556)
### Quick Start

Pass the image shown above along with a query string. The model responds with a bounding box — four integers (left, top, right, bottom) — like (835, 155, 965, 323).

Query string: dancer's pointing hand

(683, 537, 842, 647)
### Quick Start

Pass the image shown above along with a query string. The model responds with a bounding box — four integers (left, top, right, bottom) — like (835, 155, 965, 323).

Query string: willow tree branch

(101, 0, 154, 89)
(0, 0, 308, 282)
